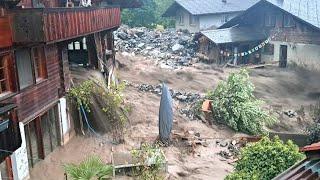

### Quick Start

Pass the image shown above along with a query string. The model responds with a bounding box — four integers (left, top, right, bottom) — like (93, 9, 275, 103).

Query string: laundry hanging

(80, 0, 91, 7)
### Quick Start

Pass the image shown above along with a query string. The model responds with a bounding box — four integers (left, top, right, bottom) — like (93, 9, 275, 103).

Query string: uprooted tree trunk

(159, 83, 173, 145)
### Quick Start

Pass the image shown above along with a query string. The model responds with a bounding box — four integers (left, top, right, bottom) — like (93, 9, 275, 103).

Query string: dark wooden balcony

(0, 17, 13, 49)
(0, 0, 20, 7)
(12, 6, 121, 44)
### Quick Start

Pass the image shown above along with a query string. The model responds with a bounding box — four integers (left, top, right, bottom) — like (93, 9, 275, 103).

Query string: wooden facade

(221, 2, 320, 45)
(12, 6, 121, 44)
(13, 44, 62, 123)
(200, 1, 320, 65)
(0, 16, 12, 49)
(0, 0, 137, 176)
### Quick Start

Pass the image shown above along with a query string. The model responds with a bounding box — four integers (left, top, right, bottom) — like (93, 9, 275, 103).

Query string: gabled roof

(163, 0, 259, 17)
(266, 0, 320, 30)
(220, 0, 320, 30)
(201, 26, 267, 44)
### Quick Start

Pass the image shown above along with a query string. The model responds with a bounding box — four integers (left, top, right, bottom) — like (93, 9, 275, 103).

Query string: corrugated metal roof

(265, 0, 320, 30)
(168, 0, 258, 15)
(201, 26, 267, 44)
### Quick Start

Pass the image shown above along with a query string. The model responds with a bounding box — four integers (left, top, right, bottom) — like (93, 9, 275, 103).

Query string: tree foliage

(208, 69, 276, 135)
(226, 136, 305, 180)
(64, 156, 113, 180)
(121, 0, 174, 28)
(131, 143, 166, 180)
(68, 80, 95, 112)
(306, 99, 320, 143)
(306, 123, 320, 144)
(67, 81, 129, 143)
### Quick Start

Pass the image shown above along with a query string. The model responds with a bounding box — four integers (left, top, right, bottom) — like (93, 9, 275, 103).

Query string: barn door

(279, 45, 288, 68)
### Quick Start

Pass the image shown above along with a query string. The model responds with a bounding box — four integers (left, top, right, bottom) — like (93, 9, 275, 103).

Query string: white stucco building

(163, 0, 258, 33)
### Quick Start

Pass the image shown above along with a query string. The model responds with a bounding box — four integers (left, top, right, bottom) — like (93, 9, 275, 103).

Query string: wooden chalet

(199, 0, 320, 68)
(0, 0, 141, 179)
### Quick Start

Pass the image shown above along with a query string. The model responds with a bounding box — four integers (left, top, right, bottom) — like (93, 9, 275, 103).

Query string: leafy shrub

(131, 143, 166, 180)
(68, 81, 129, 143)
(226, 136, 305, 180)
(306, 123, 320, 144)
(225, 170, 260, 180)
(209, 69, 276, 135)
(68, 80, 95, 112)
(310, 99, 320, 123)
(306, 99, 320, 143)
(64, 156, 113, 180)
(121, 0, 175, 28)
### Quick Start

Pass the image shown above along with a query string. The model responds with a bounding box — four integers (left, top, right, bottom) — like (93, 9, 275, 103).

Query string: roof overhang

(219, 0, 265, 29)
(219, 0, 320, 32)
(162, 2, 181, 17)
(162, 1, 244, 17)
(201, 26, 267, 44)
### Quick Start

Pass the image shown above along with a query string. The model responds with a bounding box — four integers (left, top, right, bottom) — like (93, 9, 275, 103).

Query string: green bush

(68, 80, 95, 112)
(307, 123, 320, 144)
(226, 136, 305, 180)
(68, 81, 129, 143)
(131, 143, 166, 180)
(307, 100, 320, 143)
(209, 69, 276, 135)
(64, 156, 113, 180)
(225, 170, 260, 180)
(121, 0, 175, 28)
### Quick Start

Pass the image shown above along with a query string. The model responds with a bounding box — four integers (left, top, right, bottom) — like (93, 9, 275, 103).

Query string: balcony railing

(0, 17, 13, 49)
(0, 0, 20, 7)
(12, 6, 121, 44)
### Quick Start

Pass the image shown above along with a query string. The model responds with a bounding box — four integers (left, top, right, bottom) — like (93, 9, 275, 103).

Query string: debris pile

(123, 80, 202, 104)
(173, 130, 209, 150)
(217, 139, 240, 161)
(284, 110, 297, 118)
(123, 80, 203, 119)
(114, 25, 199, 69)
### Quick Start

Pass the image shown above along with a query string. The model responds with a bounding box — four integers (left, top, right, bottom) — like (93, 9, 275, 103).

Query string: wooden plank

(0, 17, 12, 48)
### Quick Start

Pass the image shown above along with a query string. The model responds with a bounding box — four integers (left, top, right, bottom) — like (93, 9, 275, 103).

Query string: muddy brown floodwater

(30, 54, 320, 179)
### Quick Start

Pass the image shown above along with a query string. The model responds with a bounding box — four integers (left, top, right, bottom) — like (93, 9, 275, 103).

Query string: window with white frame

(222, 14, 230, 23)
(283, 14, 295, 27)
(190, 15, 197, 25)
(265, 13, 276, 27)
(178, 12, 184, 25)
